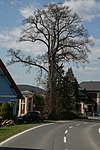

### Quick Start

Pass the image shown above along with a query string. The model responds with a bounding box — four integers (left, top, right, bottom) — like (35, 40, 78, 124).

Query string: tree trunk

(48, 58, 57, 119)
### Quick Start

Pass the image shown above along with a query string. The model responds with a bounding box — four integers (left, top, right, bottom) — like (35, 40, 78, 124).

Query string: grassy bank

(0, 124, 39, 143)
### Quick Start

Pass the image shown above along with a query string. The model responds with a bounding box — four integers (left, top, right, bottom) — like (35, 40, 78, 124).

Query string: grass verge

(0, 124, 39, 143)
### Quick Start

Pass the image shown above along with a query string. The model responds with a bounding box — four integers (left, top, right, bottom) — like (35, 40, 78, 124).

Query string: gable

(0, 59, 23, 102)
(0, 69, 16, 95)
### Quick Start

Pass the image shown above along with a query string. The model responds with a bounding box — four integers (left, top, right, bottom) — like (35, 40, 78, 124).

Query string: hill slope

(18, 84, 45, 95)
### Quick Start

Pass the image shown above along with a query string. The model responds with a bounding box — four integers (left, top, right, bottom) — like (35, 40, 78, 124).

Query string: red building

(79, 81, 100, 116)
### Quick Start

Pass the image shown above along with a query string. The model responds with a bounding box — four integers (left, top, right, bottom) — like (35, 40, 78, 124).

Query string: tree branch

(7, 49, 48, 73)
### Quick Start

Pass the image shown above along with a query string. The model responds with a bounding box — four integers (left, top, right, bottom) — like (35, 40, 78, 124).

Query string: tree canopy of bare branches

(8, 3, 93, 118)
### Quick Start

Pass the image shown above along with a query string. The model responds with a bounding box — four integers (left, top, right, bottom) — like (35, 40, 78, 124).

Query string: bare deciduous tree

(8, 3, 93, 118)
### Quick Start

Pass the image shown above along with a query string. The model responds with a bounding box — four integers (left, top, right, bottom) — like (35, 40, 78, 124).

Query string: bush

(0, 102, 13, 119)
(59, 111, 77, 120)
(45, 111, 88, 120)
(58, 111, 88, 120)
(78, 114, 88, 119)
(47, 111, 78, 120)
(47, 111, 59, 120)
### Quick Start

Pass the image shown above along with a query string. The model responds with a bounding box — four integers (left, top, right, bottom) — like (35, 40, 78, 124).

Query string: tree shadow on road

(0, 147, 44, 150)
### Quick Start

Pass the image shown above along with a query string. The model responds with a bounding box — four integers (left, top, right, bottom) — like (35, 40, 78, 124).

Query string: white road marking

(76, 124, 80, 126)
(98, 128, 100, 133)
(83, 122, 88, 124)
(65, 130, 68, 134)
(69, 126, 73, 129)
(64, 136, 67, 143)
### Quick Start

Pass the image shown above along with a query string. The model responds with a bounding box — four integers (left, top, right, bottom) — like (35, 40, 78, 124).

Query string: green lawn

(0, 124, 39, 143)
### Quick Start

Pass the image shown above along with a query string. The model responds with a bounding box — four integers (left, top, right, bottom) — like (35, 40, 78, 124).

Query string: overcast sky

(0, 0, 100, 87)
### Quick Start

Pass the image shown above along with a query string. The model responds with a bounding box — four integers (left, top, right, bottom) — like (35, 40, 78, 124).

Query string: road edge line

(0, 123, 54, 146)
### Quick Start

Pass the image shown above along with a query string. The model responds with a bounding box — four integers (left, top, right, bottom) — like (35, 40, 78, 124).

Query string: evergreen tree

(55, 64, 65, 119)
(58, 68, 79, 119)
(33, 94, 45, 112)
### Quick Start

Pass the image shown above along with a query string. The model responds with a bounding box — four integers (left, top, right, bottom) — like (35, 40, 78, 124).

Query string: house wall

(18, 96, 33, 116)
(80, 102, 84, 114)
(0, 59, 23, 117)
(87, 92, 100, 113)
(0, 69, 19, 116)
(97, 93, 100, 113)
(0, 69, 17, 102)
(80, 102, 94, 116)
(0, 69, 16, 101)
(88, 93, 97, 102)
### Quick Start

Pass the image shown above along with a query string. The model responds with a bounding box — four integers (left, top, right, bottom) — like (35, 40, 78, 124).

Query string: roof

(79, 90, 96, 104)
(21, 90, 35, 96)
(79, 81, 100, 92)
(0, 59, 23, 99)
(80, 98, 95, 104)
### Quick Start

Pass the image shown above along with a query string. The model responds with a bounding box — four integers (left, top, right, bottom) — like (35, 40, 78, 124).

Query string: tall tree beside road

(64, 68, 79, 112)
(8, 3, 93, 119)
(56, 68, 79, 119)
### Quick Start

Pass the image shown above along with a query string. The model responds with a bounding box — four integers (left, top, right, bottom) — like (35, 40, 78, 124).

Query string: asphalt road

(0, 120, 100, 150)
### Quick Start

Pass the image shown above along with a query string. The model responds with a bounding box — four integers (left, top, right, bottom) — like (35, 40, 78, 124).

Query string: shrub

(0, 102, 13, 119)
(59, 111, 88, 120)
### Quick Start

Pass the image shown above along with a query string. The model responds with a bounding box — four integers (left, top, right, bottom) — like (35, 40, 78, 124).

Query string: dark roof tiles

(79, 81, 100, 91)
